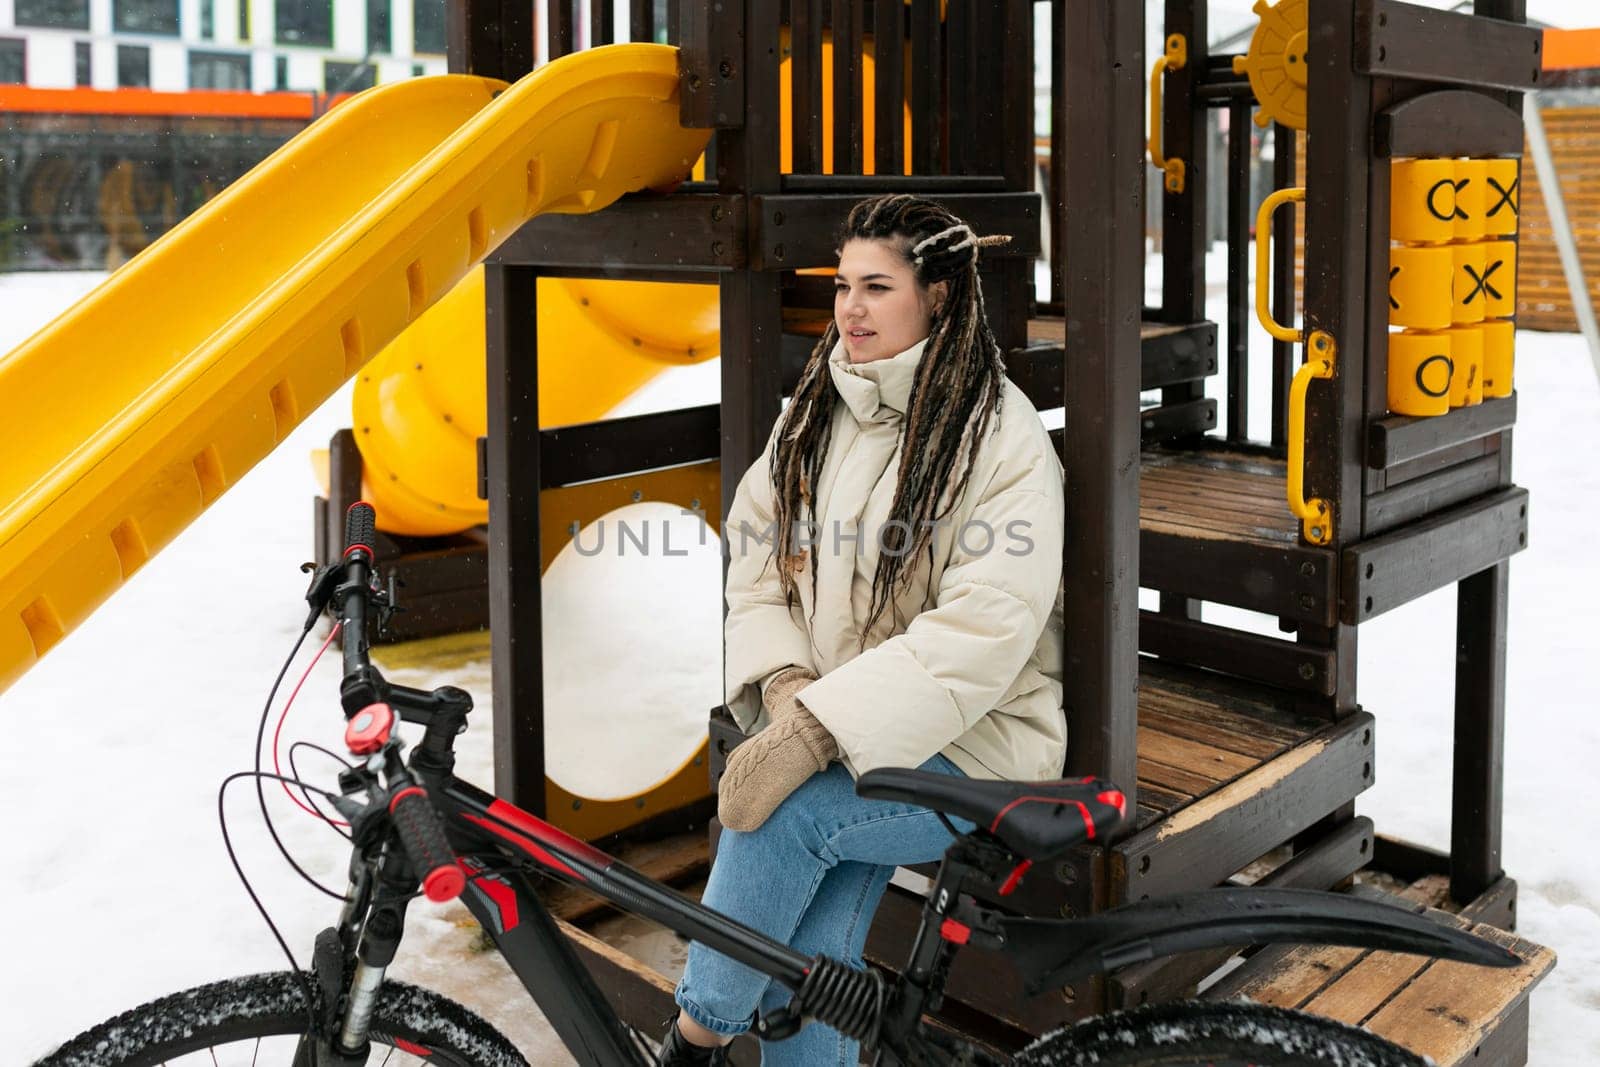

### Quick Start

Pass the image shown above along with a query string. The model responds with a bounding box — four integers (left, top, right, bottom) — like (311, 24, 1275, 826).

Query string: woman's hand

(717, 668, 838, 832)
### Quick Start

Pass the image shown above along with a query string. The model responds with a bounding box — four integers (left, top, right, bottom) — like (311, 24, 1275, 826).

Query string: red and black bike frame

(430, 774, 820, 1066)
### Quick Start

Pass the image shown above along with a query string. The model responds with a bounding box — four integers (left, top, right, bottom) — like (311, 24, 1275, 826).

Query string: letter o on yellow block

(1388, 330, 1453, 417)
(1392, 159, 1459, 245)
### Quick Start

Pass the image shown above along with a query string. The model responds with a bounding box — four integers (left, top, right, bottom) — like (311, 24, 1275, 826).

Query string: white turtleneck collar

(826, 337, 928, 425)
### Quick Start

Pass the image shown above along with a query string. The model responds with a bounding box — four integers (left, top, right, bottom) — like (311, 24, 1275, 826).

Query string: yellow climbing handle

(1148, 34, 1188, 194)
(1255, 186, 1305, 343)
(1287, 330, 1337, 546)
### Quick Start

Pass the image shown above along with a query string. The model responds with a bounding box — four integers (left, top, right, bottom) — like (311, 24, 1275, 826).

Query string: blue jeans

(674, 752, 974, 1066)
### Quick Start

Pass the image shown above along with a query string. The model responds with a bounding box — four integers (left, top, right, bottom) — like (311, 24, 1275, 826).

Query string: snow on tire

(35, 971, 528, 1067)
(1013, 1000, 1429, 1067)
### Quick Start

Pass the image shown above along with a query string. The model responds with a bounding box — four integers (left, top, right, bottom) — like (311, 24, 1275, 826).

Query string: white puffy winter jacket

(723, 336, 1067, 782)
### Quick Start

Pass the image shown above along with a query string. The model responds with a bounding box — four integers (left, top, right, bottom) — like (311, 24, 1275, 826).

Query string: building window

(0, 39, 25, 85)
(413, 0, 444, 54)
(190, 49, 250, 89)
(114, 0, 180, 35)
(275, 0, 332, 46)
(366, 0, 391, 55)
(118, 43, 151, 86)
(15, 0, 89, 30)
(240, 0, 252, 41)
(274, 54, 288, 88)
(325, 60, 374, 93)
(75, 41, 91, 84)
(200, 0, 214, 38)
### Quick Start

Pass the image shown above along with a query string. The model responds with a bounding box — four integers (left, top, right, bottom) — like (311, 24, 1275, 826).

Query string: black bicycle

(39, 503, 1520, 1067)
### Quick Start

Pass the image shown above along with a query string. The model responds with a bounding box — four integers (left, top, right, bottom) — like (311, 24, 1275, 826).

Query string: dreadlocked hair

(767, 193, 1010, 645)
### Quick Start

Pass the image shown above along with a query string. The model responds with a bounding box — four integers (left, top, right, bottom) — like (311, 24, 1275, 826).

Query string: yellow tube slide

(0, 44, 710, 695)
(351, 268, 720, 535)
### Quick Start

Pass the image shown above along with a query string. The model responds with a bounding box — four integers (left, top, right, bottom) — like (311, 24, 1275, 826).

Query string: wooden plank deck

(1140, 447, 1298, 548)
(1130, 657, 1345, 832)
(1206, 880, 1556, 1066)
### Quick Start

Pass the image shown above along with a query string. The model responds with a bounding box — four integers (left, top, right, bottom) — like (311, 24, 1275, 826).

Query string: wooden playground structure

(312, 0, 1558, 1060)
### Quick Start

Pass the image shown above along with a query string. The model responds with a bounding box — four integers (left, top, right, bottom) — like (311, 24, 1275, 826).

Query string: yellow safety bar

(1253, 186, 1331, 545)
(1148, 34, 1188, 194)
(1255, 186, 1305, 343)
(1287, 330, 1336, 546)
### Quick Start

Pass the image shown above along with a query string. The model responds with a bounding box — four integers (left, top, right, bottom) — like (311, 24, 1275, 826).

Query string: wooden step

(1135, 445, 1526, 631)
(1136, 447, 1339, 627)
(1204, 880, 1556, 1066)
(1115, 659, 1373, 905)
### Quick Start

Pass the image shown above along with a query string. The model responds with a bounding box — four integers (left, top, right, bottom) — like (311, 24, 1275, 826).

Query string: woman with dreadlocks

(657, 194, 1066, 1066)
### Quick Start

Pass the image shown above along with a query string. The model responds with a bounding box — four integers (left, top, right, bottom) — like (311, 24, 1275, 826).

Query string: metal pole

(1523, 92, 1600, 386)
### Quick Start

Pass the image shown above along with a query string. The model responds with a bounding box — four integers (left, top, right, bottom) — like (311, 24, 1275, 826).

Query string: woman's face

(834, 238, 945, 364)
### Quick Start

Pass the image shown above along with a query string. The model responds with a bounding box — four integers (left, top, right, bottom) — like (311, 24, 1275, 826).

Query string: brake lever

(334, 762, 388, 846)
(301, 561, 343, 629)
(374, 574, 403, 640)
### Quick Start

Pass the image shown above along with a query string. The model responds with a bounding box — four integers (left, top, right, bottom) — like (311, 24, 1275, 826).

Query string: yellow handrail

(1255, 186, 1305, 342)
(1287, 330, 1337, 546)
(1147, 34, 1188, 194)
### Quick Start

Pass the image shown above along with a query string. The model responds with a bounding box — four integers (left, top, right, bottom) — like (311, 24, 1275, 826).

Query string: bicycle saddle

(855, 768, 1127, 862)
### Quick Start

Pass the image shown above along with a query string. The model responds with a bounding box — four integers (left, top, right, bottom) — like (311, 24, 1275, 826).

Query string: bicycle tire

(1012, 1000, 1427, 1067)
(36, 971, 529, 1067)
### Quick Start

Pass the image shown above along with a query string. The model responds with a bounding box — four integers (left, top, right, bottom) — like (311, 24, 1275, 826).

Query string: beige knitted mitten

(719, 670, 838, 832)
(761, 665, 817, 720)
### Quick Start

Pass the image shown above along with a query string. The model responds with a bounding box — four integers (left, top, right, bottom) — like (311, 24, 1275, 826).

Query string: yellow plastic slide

(0, 44, 710, 696)
(347, 268, 720, 536)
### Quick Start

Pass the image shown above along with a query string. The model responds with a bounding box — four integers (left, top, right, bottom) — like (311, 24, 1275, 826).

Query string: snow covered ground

(2, 266, 1597, 1064)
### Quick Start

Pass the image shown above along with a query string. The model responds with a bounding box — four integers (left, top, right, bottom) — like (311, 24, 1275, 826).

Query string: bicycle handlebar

(333, 501, 463, 903)
(338, 503, 377, 690)
(389, 784, 465, 902)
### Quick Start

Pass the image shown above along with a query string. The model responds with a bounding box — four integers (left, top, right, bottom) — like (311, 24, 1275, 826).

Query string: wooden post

(484, 265, 547, 815)
(713, 0, 782, 523)
(908, 0, 943, 175)
(831, 0, 864, 175)
(1157, 0, 1206, 620)
(1302, 0, 1372, 715)
(629, 0, 652, 43)
(454, 0, 542, 813)
(549, 0, 575, 59)
(590, 0, 613, 46)
(1226, 97, 1250, 443)
(1159, 0, 1207, 326)
(989, 0, 1034, 359)
(792, 0, 823, 174)
(1060, 0, 1142, 817)
(1270, 124, 1296, 452)
(873, 0, 906, 179)
(447, 0, 533, 80)
(1451, 562, 1509, 904)
(1450, 0, 1524, 916)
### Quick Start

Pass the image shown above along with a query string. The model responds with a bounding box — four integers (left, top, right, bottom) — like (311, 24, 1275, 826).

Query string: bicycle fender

(995, 887, 1521, 996)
